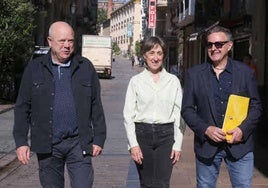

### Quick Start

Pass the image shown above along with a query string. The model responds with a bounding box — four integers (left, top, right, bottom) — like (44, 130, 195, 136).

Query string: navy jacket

(13, 52, 107, 155)
(181, 58, 262, 159)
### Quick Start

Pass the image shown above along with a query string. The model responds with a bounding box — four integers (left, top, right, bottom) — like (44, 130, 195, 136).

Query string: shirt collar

(52, 60, 71, 67)
(144, 67, 166, 76)
(225, 59, 232, 73)
(210, 60, 232, 74)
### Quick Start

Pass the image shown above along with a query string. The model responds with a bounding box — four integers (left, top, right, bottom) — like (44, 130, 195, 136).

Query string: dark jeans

(37, 136, 93, 188)
(135, 122, 175, 188)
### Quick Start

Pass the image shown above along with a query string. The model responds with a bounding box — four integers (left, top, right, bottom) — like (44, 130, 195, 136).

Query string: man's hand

(130, 146, 143, 165)
(16, 146, 30, 165)
(227, 127, 243, 144)
(170, 150, 181, 164)
(205, 126, 226, 142)
(92, 144, 103, 157)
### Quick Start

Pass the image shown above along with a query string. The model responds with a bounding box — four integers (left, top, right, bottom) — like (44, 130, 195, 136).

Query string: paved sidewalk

(0, 102, 17, 182)
(0, 102, 14, 114)
(1, 103, 268, 187)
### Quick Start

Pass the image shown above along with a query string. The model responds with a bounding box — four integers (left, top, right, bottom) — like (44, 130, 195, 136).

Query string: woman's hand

(170, 150, 181, 164)
(130, 146, 143, 164)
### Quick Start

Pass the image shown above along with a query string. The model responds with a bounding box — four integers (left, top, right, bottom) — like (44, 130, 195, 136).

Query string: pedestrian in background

(243, 53, 258, 78)
(131, 55, 135, 67)
(123, 36, 185, 187)
(13, 21, 107, 188)
(138, 56, 144, 67)
(181, 26, 262, 188)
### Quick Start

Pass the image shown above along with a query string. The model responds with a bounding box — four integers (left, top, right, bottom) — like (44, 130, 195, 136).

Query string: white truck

(82, 35, 112, 78)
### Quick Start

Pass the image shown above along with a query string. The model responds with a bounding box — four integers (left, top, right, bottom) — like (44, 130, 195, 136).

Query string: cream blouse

(123, 68, 185, 151)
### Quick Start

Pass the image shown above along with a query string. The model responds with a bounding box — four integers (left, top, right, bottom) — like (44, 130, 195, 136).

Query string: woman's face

(143, 44, 164, 74)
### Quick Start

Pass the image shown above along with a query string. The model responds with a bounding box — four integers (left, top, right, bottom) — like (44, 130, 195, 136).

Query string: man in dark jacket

(181, 26, 262, 187)
(13, 21, 106, 188)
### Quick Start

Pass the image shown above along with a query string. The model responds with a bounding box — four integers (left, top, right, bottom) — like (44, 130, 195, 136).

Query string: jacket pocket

(80, 81, 92, 97)
(32, 81, 45, 96)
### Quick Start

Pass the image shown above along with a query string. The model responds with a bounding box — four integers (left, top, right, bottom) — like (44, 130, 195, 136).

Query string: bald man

(13, 21, 107, 188)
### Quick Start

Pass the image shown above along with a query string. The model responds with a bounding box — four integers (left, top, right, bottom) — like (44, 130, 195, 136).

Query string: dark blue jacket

(181, 58, 262, 159)
(13, 52, 106, 154)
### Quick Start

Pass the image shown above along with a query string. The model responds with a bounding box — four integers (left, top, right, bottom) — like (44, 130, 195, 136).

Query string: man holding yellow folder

(182, 26, 262, 188)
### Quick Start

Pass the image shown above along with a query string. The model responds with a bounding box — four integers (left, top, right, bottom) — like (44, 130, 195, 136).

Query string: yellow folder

(222, 94, 250, 140)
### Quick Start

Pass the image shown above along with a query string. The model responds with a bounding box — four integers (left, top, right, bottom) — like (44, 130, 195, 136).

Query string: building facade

(98, 0, 125, 18)
(110, 0, 142, 56)
(27, 0, 268, 116)
(31, 0, 97, 54)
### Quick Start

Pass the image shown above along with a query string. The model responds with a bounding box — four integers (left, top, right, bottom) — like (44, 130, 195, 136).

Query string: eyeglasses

(207, 41, 229, 49)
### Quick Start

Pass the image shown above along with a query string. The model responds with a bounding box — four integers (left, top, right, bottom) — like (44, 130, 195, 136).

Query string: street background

(0, 56, 268, 187)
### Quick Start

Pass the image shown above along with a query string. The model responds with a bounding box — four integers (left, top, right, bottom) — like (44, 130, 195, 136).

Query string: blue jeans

(37, 136, 94, 188)
(135, 122, 175, 188)
(196, 150, 254, 188)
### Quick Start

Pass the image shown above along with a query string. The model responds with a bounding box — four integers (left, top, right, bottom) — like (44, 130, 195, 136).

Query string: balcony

(157, 0, 178, 7)
(177, 0, 195, 27)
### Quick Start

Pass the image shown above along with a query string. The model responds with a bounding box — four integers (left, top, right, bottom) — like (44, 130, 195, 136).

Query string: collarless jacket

(181, 58, 262, 159)
(13, 53, 106, 154)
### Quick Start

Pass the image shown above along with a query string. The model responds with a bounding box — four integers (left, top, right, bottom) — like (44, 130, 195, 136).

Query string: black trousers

(135, 122, 175, 188)
(37, 136, 93, 188)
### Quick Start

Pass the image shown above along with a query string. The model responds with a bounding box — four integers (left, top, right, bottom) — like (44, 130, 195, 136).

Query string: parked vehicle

(31, 46, 50, 60)
(82, 35, 112, 78)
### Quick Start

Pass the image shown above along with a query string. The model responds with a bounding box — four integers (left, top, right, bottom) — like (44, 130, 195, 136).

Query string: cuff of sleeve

(128, 138, 139, 149)
(172, 141, 182, 151)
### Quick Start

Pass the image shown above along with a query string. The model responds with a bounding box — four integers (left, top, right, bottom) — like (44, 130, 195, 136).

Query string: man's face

(207, 32, 233, 63)
(48, 26, 74, 64)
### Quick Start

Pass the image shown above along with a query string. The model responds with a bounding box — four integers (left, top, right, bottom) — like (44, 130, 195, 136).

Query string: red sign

(148, 0, 156, 29)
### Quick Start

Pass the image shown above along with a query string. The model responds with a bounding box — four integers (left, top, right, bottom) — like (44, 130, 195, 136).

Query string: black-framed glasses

(207, 41, 229, 49)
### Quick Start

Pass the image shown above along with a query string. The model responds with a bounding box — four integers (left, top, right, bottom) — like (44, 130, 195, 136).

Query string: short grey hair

(206, 26, 233, 41)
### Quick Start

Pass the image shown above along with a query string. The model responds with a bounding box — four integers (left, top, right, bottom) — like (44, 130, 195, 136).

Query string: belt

(135, 122, 173, 127)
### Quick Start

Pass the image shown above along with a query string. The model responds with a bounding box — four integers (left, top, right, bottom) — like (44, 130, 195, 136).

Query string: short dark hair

(141, 36, 167, 59)
(206, 26, 233, 41)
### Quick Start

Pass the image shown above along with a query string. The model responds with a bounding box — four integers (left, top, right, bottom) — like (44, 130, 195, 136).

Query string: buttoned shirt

(123, 68, 184, 151)
(51, 60, 78, 144)
(210, 62, 232, 127)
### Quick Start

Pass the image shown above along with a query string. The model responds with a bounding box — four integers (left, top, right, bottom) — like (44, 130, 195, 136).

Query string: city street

(0, 56, 268, 187)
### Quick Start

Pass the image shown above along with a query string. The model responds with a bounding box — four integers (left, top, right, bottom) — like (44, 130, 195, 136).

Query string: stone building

(31, 0, 97, 54)
(110, 0, 142, 56)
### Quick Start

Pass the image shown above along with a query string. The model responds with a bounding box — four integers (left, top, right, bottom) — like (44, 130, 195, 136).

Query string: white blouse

(123, 68, 185, 151)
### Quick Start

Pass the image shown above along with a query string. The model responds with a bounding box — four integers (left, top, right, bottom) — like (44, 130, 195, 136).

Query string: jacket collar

(40, 51, 83, 75)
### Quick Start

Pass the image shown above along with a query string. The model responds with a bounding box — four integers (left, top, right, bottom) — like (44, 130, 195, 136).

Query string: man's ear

(228, 41, 233, 51)
(47, 36, 52, 47)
